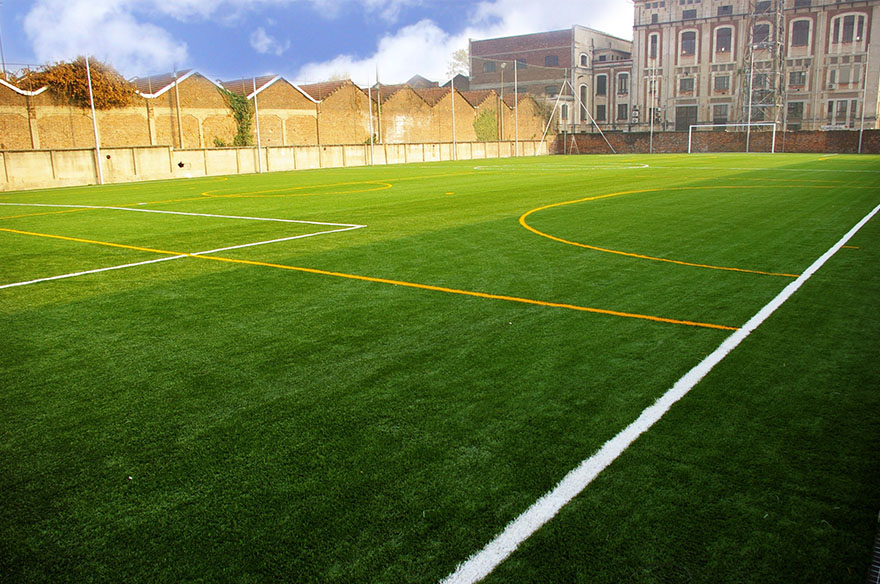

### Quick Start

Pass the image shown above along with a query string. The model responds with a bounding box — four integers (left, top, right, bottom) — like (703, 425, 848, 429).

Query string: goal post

(688, 122, 778, 154)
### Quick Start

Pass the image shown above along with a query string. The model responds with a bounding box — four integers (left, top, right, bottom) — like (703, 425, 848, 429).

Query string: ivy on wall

(19, 56, 136, 109)
(218, 88, 254, 146)
(473, 109, 497, 142)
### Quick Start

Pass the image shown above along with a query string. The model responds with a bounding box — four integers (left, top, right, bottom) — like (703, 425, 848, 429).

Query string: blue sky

(1, 0, 633, 85)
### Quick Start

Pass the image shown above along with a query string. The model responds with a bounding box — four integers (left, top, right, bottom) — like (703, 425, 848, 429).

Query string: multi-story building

(631, 0, 880, 131)
(469, 26, 633, 132)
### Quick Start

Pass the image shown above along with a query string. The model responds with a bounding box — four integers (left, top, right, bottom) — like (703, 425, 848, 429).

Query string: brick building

(631, 0, 880, 131)
(469, 26, 633, 131)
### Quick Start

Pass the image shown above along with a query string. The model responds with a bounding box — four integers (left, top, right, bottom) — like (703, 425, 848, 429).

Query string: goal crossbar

(688, 122, 778, 154)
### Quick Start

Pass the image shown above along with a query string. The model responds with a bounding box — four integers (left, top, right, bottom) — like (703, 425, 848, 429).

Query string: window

(596, 105, 606, 121)
(753, 23, 770, 44)
(596, 75, 607, 95)
(753, 73, 767, 88)
(598, 55, 607, 62)
(515, 58, 526, 69)
(560, 104, 568, 121)
(683, 8, 697, 19)
(652, 13, 659, 23)
(545, 55, 559, 67)
(714, 75, 730, 91)
(791, 20, 810, 47)
(545, 85, 558, 96)
(789, 70, 806, 86)
(787, 102, 804, 120)
(618, 103, 629, 120)
(831, 14, 865, 44)
(681, 31, 697, 55)
(580, 53, 588, 67)
(649, 33, 659, 59)
(755, 1, 770, 12)
(617, 73, 629, 94)
(680, 77, 695, 92)
(715, 27, 732, 52)
(794, 0, 810, 7)
(717, 4, 732, 16)
(483, 61, 496, 73)
(580, 85, 588, 121)
(713, 104, 729, 123)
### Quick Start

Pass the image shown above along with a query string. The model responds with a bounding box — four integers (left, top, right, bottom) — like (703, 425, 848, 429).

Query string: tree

(19, 56, 137, 109)
(446, 48, 469, 79)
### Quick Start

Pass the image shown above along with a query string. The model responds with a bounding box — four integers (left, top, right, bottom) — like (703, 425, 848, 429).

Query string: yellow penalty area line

(0, 226, 737, 332)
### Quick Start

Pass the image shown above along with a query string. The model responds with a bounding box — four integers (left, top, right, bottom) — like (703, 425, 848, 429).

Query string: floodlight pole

(253, 77, 263, 173)
(0, 0, 7, 79)
(514, 61, 519, 156)
(368, 82, 375, 165)
(450, 75, 457, 160)
(859, 46, 871, 154)
(746, 48, 755, 153)
(649, 59, 656, 154)
(85, 57, 104, 185)
(500, 62, 506, 142)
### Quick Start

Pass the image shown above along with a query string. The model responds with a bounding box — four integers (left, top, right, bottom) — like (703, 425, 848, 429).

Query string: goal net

(687, 122, 778, 154)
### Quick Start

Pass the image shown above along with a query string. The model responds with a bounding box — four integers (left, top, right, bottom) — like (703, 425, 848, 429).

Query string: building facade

(631, 0, 880, 132)
(469, 26, 633, 131)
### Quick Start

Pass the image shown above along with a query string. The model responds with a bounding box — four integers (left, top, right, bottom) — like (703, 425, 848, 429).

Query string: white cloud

(250, 27, 290, 56)
(24, 0, 188, 75)
(294, 0, 634, 85)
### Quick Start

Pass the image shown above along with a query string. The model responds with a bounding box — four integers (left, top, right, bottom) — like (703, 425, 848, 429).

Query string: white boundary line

(0, 207, 366, 289)
(0, 203, 363, 228)
(441, 203, 880, 584)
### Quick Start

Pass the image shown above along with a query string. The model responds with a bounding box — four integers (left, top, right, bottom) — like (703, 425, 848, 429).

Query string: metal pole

(649, 60, 655, 154)
(859, 46, 870, 154)
(514, 61, 519, 156)
(253, 77, 262, 173)
(0, 0, 7, 79)
(500, 62, 505, 141)
(746, 48, 754, 153)
(368, 83, 375, 165)
(450, 75, 457, 160)
(85, 57, 104, 185)
(173, 68, 183, 148)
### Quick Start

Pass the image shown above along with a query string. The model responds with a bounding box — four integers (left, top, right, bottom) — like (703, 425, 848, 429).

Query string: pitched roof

(297, 80, 355, 101)
(414, 88, 451, 106)
(131, 69, 198, 98)
(0, 77, 49, 97)
(220, 75, 280, 98)
(369, 83, 407, 102)
(459, 90, 496, 107)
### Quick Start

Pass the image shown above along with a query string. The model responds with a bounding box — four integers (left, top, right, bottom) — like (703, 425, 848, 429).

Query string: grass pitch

(1, 153, 878, 583)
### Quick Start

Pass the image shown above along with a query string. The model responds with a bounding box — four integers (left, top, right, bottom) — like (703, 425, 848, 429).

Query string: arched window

(648, 33, 660, 60)
(560, 104, 569, 121)
(752, 22, 770, 44)
(831, 13, 866, 44)
(680, 30, 697, 55)
(791, 19, 810, 47)
(580, 53, 589, 67)
(715, 26, 732, 53)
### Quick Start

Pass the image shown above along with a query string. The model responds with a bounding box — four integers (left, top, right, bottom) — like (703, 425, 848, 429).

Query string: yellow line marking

(0, 208, 93, 221)
(0, 226, 737, 331)
(842, 245, 860, 249)
(520, 187, 801, 278)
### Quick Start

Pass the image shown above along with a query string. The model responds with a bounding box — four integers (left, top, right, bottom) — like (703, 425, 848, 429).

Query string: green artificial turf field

(1, 153, 878, 583)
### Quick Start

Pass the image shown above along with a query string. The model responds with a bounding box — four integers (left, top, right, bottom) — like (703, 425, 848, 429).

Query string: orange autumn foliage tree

(19, 56, 137, 109)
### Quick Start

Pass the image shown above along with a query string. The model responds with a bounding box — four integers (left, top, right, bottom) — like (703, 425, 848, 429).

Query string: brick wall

(554, 129, 880, 154)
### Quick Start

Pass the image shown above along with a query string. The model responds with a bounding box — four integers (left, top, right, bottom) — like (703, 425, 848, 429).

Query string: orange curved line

(519, 187, 800, 278)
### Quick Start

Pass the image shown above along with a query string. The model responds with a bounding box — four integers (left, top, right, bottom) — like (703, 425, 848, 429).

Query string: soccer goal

(687, 122, 778, 154)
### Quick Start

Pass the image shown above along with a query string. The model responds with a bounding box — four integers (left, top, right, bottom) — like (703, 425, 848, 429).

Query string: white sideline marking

(0, 203, 364, 228)
(442, 203, 880, 584)
(1, 224, 366, 290)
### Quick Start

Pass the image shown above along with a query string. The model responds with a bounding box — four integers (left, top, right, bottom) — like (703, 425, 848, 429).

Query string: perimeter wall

(555, 129, 880, 154)
(0, 140, 547, 192)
